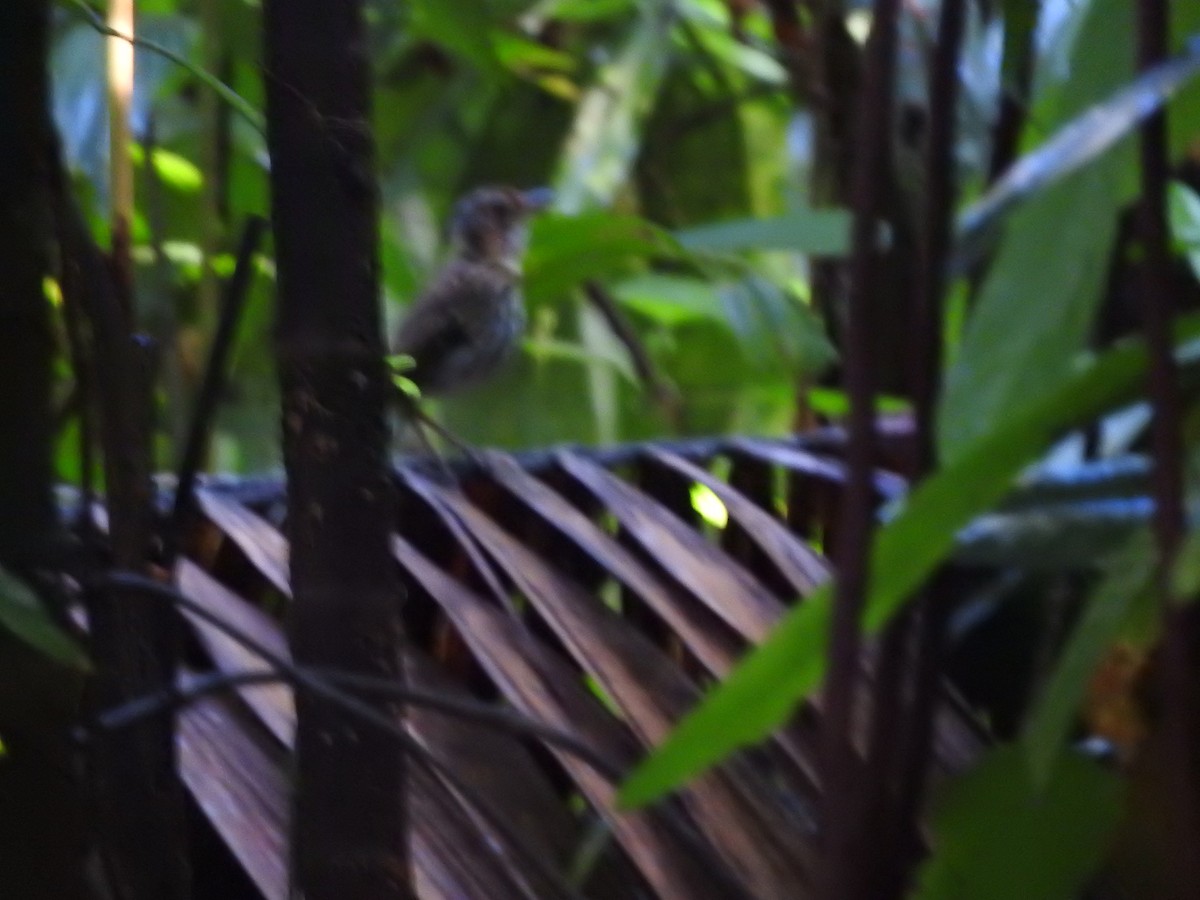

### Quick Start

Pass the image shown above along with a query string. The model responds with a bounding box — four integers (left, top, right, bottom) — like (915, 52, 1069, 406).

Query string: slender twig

(583, 280, 682, 428)
(1135, 1, 1200, 894)
(883, 0, 967, 872)
(65, 0, 266, 134)
(818, 1, 901, 897)
(84, 664, 624, 781)
(167, 216, 268, 564)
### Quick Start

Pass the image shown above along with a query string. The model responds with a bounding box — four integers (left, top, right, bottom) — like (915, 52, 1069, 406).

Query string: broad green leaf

(618, 319, 1200, 808)
(636, 57, 754, 224)
(676, 208, 852, 256)
(1022, 530, 1154, 788)
(914, 746, 1122, 900)
(0, 567, 90, 670)
(525, 213, 682, 304)
(942, 0, 1138, 464)
(611, 274, 726, 325)
(952, 4, 1200, 271)
(718, 276, 836, 377)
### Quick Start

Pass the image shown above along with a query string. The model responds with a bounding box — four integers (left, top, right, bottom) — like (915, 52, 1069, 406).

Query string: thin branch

(583, 280, 682, 428)
(883, 0, 968, 876)
(167, 216, 268, 564)
(1135, 0, 1200, 894)
(84, 664, 625, 782)
(818, 0, 902, 897)
(65, 0, 266, 134)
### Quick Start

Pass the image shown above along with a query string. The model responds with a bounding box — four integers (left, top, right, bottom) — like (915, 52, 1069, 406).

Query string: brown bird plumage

(392, 186, 552, 395)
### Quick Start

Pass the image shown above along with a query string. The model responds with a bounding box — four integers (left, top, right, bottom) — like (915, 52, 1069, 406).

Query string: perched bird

(392, 185, 553, 396)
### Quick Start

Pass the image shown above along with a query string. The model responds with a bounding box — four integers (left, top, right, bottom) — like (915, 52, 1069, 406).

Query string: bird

(392, 185, 553, 397)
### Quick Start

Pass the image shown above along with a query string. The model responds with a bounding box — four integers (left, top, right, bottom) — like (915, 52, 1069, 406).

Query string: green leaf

(719, 276, 836, 377)
(522, 336, 639, 385)
(806, 387, 911, 417)
(539, 0, 636, 22)
(553, 1, 674, 212)
(0, 566, 90, 670)
(611, 273, 726, 325)
(1171, 525, 1200, 601)
(1022, 530, 1154, 788)
(617, 318, 1200, 808)
(1168, 180, 1200, 281)
(914, 746, 1122, 900)
(953, 1, 1200, 270)
(525, 213, 682, 304)
(408, 0, 498, 70)
(676, 208, 852, 256)
(941, 157, 1131, 463)
(129, 144, 204, 193)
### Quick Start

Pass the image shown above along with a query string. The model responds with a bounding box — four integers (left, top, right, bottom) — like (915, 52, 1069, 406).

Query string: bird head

(449, 186, 554, 270)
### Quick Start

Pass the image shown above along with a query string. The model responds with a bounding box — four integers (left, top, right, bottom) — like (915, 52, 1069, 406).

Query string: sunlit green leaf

(538, 0, 635, 22)
(690, 483, 728, 528)
(806, 387, 911, 417)
(611, 273, 726, 325)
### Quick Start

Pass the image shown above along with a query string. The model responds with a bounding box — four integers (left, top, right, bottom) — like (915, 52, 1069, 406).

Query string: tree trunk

(0, 4, 92, 898)
(261, 1, 412, 896)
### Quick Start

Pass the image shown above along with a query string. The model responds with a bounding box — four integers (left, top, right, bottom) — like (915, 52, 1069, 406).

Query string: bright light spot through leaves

(690, 483, 728, 529)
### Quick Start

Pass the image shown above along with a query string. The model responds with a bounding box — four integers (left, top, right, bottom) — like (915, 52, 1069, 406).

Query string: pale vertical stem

(107, 0, 135, 238)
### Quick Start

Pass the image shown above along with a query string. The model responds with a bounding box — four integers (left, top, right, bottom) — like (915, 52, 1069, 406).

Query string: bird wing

(392, 262, 517, 392)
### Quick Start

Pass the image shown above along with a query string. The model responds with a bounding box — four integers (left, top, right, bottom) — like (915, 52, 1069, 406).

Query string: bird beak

(520, 187, 555, 213)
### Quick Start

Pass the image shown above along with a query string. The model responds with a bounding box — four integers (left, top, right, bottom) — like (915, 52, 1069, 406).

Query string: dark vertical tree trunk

(0, 3, 90, 897)
(261, 2, 412, 898)
(54, 65, 191, 900)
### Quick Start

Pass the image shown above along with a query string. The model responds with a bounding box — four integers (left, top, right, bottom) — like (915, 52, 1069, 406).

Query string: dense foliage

(3, 0, 1200, 897)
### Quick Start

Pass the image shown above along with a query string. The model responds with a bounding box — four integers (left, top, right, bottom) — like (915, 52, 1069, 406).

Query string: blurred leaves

(941, 0, 1140, 463)
(914, 746, 1122, 900)
(676, 208, 852, 256)
(1021, 528, 1155, 790)
(620, 316, 1200, 807)
(553, 1, 675, 213)
(1169, 180, 1200, 281)
(525, 213, 682, 304)
(0, 567, 89, 670)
